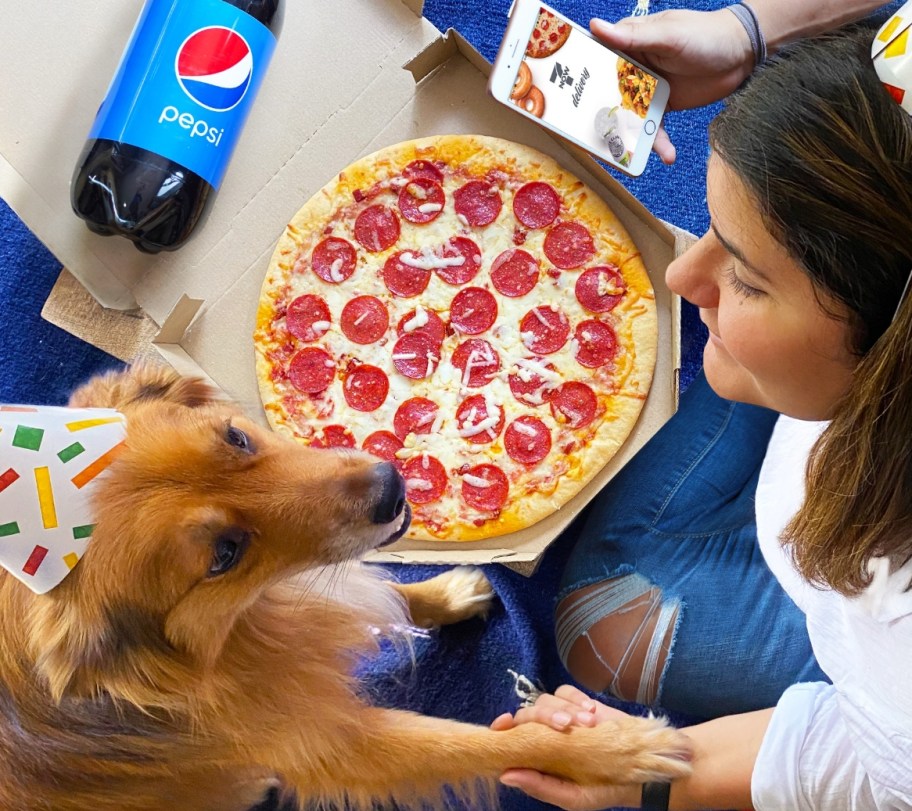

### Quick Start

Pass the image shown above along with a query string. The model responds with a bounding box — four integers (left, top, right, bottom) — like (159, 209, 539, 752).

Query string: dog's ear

(69, 364, 221, 411)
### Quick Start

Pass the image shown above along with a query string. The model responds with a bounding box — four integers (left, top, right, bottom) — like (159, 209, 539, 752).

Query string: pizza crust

(255, 134, 658, 542)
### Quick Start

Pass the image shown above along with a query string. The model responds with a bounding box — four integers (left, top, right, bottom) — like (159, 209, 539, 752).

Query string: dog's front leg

(282, 707, 690, 808)
(392, 566, 495, 627)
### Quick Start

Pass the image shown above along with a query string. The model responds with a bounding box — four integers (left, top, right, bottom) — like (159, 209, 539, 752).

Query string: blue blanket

(0, 1, 746, 809)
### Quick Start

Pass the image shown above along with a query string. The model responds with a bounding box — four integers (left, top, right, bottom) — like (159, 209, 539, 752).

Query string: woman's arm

(593, 0, 891, 161)
(493, 686, 772, 810)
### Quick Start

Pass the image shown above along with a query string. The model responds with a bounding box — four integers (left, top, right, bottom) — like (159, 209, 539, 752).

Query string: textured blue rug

(0, 1, 741, 808)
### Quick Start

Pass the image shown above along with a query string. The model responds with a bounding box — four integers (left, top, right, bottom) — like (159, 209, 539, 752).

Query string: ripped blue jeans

(556, 372, 828, 719)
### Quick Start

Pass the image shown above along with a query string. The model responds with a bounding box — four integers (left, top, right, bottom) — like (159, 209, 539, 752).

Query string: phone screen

(511, 8, 661, 169)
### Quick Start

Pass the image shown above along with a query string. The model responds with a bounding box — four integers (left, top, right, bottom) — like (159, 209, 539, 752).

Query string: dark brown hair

(710, 27, 912, 594)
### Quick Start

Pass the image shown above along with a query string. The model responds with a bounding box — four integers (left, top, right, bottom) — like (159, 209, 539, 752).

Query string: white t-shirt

(752, 416, 912, 810)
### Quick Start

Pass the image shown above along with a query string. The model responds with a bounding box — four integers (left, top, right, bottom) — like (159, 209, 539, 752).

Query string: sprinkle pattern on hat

(873, 4, 912, 113)
(0, 405, 127, 594)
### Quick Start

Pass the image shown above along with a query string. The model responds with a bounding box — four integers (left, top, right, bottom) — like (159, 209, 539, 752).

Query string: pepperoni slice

(402, 455, 448, 505)
(404, 160, 444, 183)
(362, 430, 404, 463)
(544, 222, 596, 269)
(383, 251, 432, 298)
(455, 395, 505, 444)
(311, 237, 357, 283)
(451, 339, 501, 388)
(520, 307, 570, 354)
(392, 333, 440, 380)
(286, 294, 331, 342)
(574, 320, 619, 368)
(550, 382, 598, 429)
(436, 237, 482, 285)
(508, 359, 558, 406)
(449, 287, 498, 335)
(394, 397, 439, 439)
(288, 347, 335, 394)
(354, 205, 400, 253)
(310, 425, 356, 449)
(342, 364, 389, 412)
(398, 178, 446, 224)
(454, 180, 502, 227)
(490, 249, 540, 298)
(513, 182, 561, 229)
(396, 307, 447, 347)
(340, 296, 388, 344)
(575, 265, 627, 313)
(505, 416, 552, 465)
(461, 464, 509, 512)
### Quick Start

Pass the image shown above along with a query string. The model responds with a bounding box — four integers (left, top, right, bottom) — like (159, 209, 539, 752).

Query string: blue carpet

(0, 1, 752, 808)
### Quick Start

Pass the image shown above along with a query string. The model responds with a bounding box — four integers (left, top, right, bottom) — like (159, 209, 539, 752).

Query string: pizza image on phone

(489, 0, 670, 176)
(525, 8, 571, 58)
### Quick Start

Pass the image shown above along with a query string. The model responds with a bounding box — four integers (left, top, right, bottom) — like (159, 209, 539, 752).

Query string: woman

(494, 27, 912, 810)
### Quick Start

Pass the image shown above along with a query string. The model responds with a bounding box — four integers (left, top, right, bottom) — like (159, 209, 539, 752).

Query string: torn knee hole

(556, 573, 680, 705)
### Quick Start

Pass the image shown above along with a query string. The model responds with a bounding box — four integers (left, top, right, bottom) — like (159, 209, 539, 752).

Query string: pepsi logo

(175, 27, 253, 112)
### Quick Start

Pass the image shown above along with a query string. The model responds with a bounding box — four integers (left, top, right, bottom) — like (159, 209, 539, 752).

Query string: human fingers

(511, 693, 598, 730)
(500, 769, 610, 811)
(652, 124, 676, 164)
(490, 712, 516, 731)
(553, 685, 630, 723)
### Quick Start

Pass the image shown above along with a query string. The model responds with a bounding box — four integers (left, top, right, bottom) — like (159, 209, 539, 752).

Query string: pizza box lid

(2, 1, 687, 572)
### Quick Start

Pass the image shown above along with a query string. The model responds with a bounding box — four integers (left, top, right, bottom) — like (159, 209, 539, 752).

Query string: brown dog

(0, 366, 690, 810)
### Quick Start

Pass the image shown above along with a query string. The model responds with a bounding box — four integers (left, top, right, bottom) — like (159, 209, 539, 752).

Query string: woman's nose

(665, 232, 723, 310)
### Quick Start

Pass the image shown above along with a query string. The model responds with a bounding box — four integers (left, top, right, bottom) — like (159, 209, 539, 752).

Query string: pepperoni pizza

(255, 135, 657, 541)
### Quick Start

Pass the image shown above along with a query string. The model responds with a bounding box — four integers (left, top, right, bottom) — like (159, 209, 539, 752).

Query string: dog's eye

(208, 528, 250, 577)
(225, 425, 254, 454)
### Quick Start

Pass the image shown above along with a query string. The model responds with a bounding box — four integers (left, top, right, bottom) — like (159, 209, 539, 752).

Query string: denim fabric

(559, 372, 829, 719)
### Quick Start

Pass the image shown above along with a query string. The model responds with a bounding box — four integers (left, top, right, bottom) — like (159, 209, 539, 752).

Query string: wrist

(712, 7, 755, 79)
(726, 3, 767, 69)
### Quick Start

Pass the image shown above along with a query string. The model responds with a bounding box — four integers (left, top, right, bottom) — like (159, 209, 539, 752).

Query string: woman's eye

(225, 425, 254, 454)
(208, 528, 250, 577)
(724, 266, 762, 299)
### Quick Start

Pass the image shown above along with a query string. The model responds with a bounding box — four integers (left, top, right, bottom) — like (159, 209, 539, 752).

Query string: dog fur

(0, 366, 690, 810)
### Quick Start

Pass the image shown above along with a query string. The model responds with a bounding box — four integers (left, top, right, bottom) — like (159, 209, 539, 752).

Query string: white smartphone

(488, 0, 670, 176)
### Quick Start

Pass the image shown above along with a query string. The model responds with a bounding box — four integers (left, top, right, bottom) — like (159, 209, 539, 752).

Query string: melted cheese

(275, 159, 647, 537)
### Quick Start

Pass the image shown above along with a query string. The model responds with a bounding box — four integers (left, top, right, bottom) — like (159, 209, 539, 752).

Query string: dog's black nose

(372, 462, 406, 525)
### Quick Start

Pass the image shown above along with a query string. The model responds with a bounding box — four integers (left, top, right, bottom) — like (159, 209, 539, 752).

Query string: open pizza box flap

(5, 1, 688, 573)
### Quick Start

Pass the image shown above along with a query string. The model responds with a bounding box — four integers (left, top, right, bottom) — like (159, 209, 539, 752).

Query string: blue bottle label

(90, 0, 277, 188)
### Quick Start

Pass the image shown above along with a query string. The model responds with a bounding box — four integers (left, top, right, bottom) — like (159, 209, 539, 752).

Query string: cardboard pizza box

(0, 0, 687, 572)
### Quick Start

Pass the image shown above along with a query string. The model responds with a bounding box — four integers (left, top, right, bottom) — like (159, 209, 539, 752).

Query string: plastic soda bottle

(70, 0, 283, 253)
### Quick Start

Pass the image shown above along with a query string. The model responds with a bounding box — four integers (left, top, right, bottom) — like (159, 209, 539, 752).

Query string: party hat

(0, 405, 127, 594)
(873, 2, 912, 114)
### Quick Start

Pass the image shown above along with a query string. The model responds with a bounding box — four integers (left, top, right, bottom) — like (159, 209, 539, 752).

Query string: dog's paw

(558, 715, 692, 786)
(613, 715, 693, 784)
(436, 566, 496, 623)
(400, 566, 496, 628)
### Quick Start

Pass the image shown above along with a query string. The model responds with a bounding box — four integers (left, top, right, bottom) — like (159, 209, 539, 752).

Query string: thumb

(590, 16, 676, 56)
(500, 769, 586, 808)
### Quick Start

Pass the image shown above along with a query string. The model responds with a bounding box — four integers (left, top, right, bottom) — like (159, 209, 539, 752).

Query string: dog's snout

(371, 462, 406, 525)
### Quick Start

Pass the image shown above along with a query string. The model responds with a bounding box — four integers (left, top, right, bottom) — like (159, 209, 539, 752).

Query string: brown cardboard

(11, 2, 685, 571)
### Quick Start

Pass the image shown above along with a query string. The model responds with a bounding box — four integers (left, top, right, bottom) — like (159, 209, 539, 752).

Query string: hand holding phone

(488, 0, 670, 176)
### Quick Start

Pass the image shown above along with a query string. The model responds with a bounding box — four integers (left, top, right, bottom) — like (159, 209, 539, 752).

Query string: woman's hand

(592, 9, 754, 163)
(491, 685, 641, 810)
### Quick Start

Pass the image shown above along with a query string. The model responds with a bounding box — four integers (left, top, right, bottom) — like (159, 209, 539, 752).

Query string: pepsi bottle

(71, 0, 283, 253)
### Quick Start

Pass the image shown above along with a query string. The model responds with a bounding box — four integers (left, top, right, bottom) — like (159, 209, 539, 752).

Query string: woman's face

(666, 155, 858, 420)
